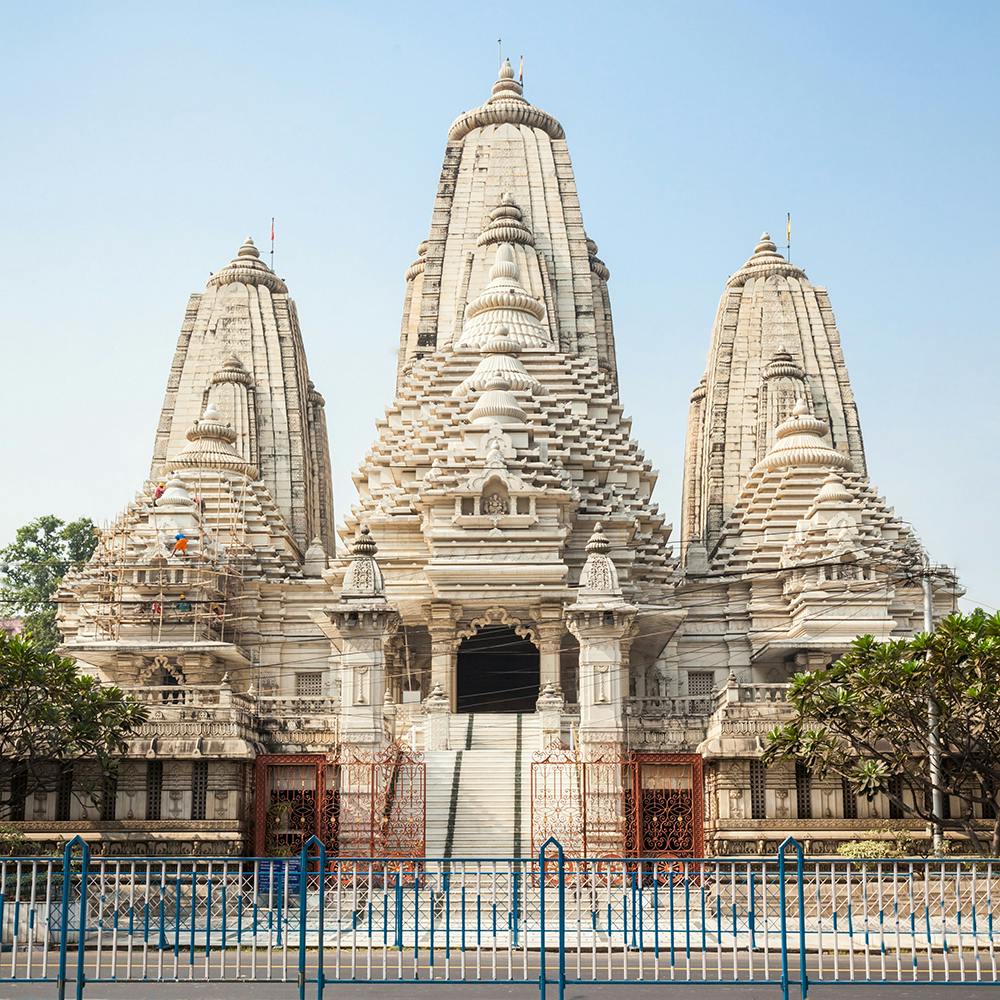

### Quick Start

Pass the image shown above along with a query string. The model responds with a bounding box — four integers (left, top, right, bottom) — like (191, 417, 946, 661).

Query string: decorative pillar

(564, 524, 636, 748)
(536, 605, 563, 694)
(535, 681, 564, 747)
(327, 527, 399, 749)
(424, 683, 451, 751)
(428, 603, 459, 712)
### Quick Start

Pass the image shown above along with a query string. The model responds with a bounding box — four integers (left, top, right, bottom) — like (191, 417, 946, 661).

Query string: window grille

(146, 761, 163, 820)
(56, 764, 74, 821)
(191, 761, 208, 821)
(296, 672, 324, 697)
(749, 759, 767, 819)
(9, 767, 27, 821)
(888, 774, 904, 819)
(100, 773, 118, 821)
(795, 761, 812, 819)
(688, 672, 714, 696)
(841, 777, 858, 819)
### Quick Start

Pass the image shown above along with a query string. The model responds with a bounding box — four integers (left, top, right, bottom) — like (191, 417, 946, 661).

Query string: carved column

(329, 604, 399, 748)
(325, 526, 400, 750)
(563, 523, 636, 749)
(536, 604, 563, 695)
(428, 603, 459, 713)
(565, 606, 635, 745)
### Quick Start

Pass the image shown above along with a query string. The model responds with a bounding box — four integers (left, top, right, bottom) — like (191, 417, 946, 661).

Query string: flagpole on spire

(270, 217, 275, 271)
(497, 38, 502, 72)
(786, 212, 791, 264)
(519, 54, 524, 85)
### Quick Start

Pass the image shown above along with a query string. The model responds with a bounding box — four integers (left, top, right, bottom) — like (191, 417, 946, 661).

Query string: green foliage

(836, 839, 907, 860)
(0, 515, 98, 652)
(0, 632, 147, 818)
(0, 823, 31, 856)
(764, 610, 1000, 855)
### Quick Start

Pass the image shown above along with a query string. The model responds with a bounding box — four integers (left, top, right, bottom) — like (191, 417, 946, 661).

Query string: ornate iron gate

(531, 747, 703, 858)
(254, 743, 424, 857)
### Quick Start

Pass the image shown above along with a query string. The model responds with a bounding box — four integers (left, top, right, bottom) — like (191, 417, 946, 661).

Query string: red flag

(270, 217, 275, 242)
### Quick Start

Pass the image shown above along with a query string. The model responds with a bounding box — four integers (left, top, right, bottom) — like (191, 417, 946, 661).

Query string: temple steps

(422, 713, 540, 857)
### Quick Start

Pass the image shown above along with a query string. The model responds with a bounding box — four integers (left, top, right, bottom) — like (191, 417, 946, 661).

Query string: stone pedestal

(535, 681, 564, 747)
(424, 683, 451, 750)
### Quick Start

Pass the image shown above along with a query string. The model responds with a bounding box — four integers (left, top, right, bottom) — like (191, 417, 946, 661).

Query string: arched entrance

(456, 625, 539, 713)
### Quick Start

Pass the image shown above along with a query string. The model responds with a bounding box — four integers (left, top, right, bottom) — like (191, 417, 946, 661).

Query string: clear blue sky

(2, 1, 997, 611)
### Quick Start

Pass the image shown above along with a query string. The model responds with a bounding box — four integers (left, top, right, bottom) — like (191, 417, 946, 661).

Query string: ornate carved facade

(6, 60, 964, 857)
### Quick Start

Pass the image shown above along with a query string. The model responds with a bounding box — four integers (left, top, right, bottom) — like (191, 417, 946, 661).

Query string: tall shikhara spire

(344, 66, 673, 620)
(397, 59, 616, 389)
(151, 237, 335, 555)
(681, 233, 867, 565)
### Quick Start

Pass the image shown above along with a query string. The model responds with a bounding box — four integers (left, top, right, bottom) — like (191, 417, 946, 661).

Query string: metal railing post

(538, 840, 547, 1000)
(298, 836, 327, 1000)
(57, 840, 72, 1000)
(539, 836, 565, 1000)
(67, 836, 90, 1000)
(777, 836, 807, 1000)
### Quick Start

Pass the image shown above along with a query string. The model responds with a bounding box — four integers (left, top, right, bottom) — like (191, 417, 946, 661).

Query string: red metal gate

(254, 743, 425, 857)
(531, 747, 703, 858)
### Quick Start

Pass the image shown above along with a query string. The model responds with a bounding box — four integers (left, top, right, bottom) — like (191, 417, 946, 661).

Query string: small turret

(341, 526, 385, 599)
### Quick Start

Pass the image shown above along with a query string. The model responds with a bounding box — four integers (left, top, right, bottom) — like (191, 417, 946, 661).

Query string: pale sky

(2, 1, 997, 611)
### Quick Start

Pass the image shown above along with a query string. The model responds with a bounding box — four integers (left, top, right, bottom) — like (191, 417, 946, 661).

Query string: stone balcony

(254, 695, 340, 753)
(699, 678, 796, 758)
(121, 683, 257, 757)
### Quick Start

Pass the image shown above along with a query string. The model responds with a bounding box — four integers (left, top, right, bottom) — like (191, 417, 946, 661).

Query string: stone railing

(121, 684, 256, 748)
(714, 680, 790, 708)
(255, 695, 340, 720)
(255, 696, 340, 751)
(625, 695, 715, 718)
(123, 684, 250, 708)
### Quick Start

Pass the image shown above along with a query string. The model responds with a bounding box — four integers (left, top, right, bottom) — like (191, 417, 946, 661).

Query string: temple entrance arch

(456, 624, 539, 713)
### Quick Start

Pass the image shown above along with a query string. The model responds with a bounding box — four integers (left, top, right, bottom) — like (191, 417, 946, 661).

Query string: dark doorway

(456, 625, 540, 713)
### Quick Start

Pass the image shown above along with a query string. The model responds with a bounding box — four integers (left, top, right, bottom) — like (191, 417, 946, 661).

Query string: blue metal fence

(1, 835, 998, 998)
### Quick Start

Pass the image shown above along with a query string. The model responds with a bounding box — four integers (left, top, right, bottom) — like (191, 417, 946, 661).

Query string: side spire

(754, 398, 853, 474)
(207, 236, 287, 293)
(458, 244, 550, 351)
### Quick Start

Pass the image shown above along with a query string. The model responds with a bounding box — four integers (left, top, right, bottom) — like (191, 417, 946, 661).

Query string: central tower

(397, 59, 617, 387)
(336, 61, 675, 745)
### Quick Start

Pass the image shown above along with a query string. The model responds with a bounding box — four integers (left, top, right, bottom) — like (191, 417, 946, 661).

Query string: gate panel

(635, 753, 704, 858)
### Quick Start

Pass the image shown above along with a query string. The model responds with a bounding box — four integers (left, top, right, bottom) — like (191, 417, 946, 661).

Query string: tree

(0, 632, 146, 819)
(0, 515, 97, 652)
(764, 610, 1000, 855)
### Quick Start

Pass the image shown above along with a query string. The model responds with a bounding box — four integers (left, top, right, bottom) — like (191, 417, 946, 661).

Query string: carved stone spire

(456, 328, 542, 395)
(169, 403, 258, 477)
(477, 194, 535, 248)
(448, 60, 564, 142)
(727, 232, 806, 287)
(458, 244, 550, 351)
(754, 398, 853, 474)
(341, 526, 386, 599)
(207, 236, 287, 293)
(575, 522, 624, 606)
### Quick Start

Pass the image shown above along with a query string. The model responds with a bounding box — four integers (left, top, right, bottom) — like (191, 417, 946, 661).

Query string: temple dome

(754, 398, 853, 474)
(727, 232, 806, 288)
(458, 244, 551, 351)
(207, 237, 287, 294)
(448, 59, 564, 142)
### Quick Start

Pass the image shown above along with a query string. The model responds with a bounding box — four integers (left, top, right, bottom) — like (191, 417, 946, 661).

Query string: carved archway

(456, 624, 539, 714)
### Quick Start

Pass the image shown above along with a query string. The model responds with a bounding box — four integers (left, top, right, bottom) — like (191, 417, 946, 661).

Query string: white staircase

(422, 713, 540, 858)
